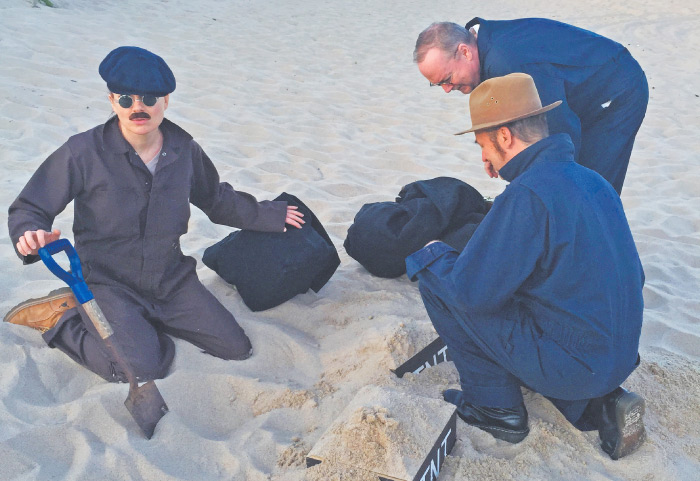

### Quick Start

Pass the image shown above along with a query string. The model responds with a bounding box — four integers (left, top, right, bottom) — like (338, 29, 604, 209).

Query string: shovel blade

(124, 380, 169, 439)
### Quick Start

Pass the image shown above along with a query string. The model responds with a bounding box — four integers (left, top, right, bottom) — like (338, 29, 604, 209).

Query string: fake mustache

(130, 112, 151, 120)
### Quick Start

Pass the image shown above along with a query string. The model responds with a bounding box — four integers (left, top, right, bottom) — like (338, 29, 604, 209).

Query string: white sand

(307, 385, 455, 479)
(0, 0, 698, 480)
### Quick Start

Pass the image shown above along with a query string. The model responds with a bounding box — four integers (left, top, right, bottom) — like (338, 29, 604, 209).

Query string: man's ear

(163, 94, 169, 111)
(108, 93, 118, 114)
(457, 43, 472, 60)
(497, 126, 514, 149)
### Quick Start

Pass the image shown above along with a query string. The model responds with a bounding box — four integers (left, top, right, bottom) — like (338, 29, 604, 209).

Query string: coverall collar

(467, 17, 489, 83)
(101, 116, 193, 154)
(498, 133, 575, 182)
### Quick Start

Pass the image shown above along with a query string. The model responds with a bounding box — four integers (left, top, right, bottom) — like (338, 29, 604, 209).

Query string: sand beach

(0, 0, 698, 479)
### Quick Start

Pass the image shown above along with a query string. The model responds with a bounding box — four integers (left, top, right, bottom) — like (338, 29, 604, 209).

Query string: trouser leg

(156, 274, 252, 360)
(419, 284, 524, 408)
(419, 283, 600, 424)
(579, 72, 649, 194)
(546, 397, 592, 426)
(43, 284, 175, 383)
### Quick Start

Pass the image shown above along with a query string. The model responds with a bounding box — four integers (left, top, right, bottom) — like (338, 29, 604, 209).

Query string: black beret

(99, 46, 176, 96)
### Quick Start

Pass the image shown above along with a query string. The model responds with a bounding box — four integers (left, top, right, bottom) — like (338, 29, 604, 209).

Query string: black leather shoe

(443, 389, 529, 443)
(597, 387, 646, 460)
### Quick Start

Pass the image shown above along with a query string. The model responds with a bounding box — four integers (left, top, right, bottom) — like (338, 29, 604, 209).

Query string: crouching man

(406, 73, 646, 459)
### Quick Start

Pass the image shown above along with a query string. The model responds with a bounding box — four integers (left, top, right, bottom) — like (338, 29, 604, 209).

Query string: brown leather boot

(4, 287, 77, 333)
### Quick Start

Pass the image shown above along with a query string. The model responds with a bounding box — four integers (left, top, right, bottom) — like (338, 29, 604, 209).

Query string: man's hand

(16, 229, 62, 256)
(283, 206, 305, 232)
(483, 160, 499, 178)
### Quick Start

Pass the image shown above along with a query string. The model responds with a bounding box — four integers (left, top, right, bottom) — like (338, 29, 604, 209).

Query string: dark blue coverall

(468, 17, 649, 194)
(406, 134, 644, 424)
(8, 117, 287, 382)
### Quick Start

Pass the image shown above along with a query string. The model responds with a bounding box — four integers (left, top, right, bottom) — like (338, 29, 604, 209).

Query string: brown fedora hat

(455, 73, 562, 135)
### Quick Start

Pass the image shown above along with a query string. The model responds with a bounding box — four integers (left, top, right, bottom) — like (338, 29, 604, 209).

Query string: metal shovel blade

(124, 380, 169, 439)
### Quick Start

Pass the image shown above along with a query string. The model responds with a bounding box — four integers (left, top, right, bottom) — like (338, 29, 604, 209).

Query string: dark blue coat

(468, 17, 647, 193)
(407, 134, 644, 389)
(344, 177, 486, 278)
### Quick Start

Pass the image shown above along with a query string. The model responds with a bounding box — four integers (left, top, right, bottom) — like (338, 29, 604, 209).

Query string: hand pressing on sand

(16, 229, 62, 257)
(283, 206, 305, 232)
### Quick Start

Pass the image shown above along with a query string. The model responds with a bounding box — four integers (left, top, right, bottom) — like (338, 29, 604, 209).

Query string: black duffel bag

(203, 193, 340, 311)
(344, 177, 486, 278)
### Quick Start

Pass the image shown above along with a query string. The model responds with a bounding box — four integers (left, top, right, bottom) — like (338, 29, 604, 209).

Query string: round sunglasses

(114, 94, 159, 109)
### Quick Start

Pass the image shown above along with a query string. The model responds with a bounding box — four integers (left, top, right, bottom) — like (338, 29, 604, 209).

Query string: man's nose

(442, 84, 453, 93)
(131, 96, 147, 108)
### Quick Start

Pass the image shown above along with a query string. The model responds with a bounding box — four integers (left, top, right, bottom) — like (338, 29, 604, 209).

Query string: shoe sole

(605, 391, 646, 460)
(455, 410, 530, 444)
(3, 287, 75, 324)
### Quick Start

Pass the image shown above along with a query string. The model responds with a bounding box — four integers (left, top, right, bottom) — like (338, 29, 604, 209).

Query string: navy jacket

(8, 117, 287, 299)
(468, 17, 644, 160)
(407, 134, 644, 382)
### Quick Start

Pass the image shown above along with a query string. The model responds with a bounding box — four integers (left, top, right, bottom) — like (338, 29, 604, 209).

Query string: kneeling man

(5, 46, 303, 383)
(406, 73, 646, 459)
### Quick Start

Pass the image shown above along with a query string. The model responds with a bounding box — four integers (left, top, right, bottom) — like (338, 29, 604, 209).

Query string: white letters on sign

(418, 427, 452, 481)
(412, 345, 449, 375)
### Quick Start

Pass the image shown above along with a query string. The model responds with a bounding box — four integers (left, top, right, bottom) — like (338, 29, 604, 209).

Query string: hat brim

(454, 100, 562, 136)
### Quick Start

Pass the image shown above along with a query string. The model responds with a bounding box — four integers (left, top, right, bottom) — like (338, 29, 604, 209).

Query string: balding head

(414, 22, 481, 94)
(414, 22, 476, 63)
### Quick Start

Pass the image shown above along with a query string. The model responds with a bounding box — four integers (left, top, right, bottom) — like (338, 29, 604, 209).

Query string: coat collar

(498, 133, 575, 182)
(468, 17, 491, 81)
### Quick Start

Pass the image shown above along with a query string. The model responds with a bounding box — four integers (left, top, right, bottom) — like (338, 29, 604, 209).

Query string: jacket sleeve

(188, 141, 287, 232)
(406, 184, 548, 316)
(8, 142, 84, 264)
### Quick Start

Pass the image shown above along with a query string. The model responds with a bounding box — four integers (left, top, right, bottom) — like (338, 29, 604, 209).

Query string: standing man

(406, 73, 646, 459)
(5, 46, 304, 382)
(414, 18, 648, 194)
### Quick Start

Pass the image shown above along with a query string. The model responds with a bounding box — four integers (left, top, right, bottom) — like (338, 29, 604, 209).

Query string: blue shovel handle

(38, 239, 94, 304)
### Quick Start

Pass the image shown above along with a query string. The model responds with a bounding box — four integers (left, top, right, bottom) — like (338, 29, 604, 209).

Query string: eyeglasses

(429, 74, 467, 88)
(429, 47, 468, 88)
(429, 79, 471, 89)
(114, 94, 159, 108)
(430, 80, 455, 87)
